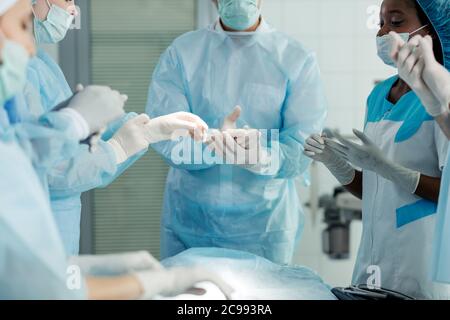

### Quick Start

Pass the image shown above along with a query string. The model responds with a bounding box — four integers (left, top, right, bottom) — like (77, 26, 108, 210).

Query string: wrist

(58, 108, 90, 140)
(107, 138, 128, 165)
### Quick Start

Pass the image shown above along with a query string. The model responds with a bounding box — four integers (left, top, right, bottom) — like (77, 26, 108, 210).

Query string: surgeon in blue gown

(18, 0, 145, 255)
(147, 0, 327, 264)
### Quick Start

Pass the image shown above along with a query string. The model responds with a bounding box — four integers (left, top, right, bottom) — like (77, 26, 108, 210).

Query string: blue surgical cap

(416, 0, 450, 71)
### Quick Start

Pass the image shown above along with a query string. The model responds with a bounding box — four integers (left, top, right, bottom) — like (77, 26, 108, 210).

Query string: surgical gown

(16, 49, 144, 255)
(418, 0, 450, 286)
(0, 133, 86, 299)
(352, 75, 450, 299)
(147, 20, 327, 264)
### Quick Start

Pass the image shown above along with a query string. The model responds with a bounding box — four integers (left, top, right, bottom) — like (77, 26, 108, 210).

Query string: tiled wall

(262, 0, 396, 286)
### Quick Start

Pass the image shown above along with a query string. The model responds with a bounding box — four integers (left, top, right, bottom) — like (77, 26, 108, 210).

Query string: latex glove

(209, 128, 272, 173)
(134, 267, 234, 300)
(146, 112, 208, 144)
(68, 251, 163, 276)
(221, 105, 241, 131)
(65, 85, 127, 134)
(304, 134, 356, 185)
(418, 36, 450, 111)
(107, 114, 152, 164)
(326, 129, 420, 193)
(391, 32, 444, 116)
(206, 105, 241, 150)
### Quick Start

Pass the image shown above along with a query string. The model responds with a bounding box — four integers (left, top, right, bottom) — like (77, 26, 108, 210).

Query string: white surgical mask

(33, 0, 74, 44)
(0, 40, 30, 106)
(376, 24, 429, 67)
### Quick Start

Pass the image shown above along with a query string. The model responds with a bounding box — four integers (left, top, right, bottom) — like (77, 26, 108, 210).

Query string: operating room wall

(262, 0, 396, 287)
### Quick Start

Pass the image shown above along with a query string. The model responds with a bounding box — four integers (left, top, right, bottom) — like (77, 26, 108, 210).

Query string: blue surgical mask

(0, 40, 30, 107)
(376, 24, 429, 67)
(218, 0, 261, 31)
(33, 0, 74, 44)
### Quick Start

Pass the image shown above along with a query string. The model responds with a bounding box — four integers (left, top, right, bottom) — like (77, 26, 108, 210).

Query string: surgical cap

(417, 0, 450, 71)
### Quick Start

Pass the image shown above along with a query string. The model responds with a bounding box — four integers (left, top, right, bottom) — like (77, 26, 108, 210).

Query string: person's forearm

(435, 108, 450, 140)
(343, 170, 363, 199)
(86, 275, 142, 300)
(414, 175, 441, 203)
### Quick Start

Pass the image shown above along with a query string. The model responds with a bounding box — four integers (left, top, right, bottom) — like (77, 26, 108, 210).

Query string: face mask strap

(410, 24, 429, 37)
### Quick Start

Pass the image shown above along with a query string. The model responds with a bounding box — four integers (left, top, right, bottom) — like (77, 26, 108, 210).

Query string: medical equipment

(332, 285, 414, 300)
(320, 187, 362, 260)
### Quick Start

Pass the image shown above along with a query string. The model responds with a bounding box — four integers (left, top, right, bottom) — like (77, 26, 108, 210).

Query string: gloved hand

(418, 35, 450, 112)
(146, 112, 209, 144)
(304, 133, 356, 185)
(221, 105, 241, 131)
(68, 251, 163, 276)
(206, 105, 241, 153)
(107, 114, 152, 164)
(134, 267, 234, 300)
(65, 85, 127, 134)
(390, 32, 445, 116)
(326, 129, 420, 193)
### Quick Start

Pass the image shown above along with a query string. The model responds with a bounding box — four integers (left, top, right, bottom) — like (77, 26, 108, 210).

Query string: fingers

(305, 134, 325, 153)
(173, 112, 209, 131)
(410, 58, 425, 82)
(227, 105, 242, 123)
(352, 129, 371, 145)
(397, 39, 419, 70)
(324, 138, 349, 158)
(222, 106, 242, 130)
(133, 114, 151, 125)
(389, 31, 406, 63)
(419, 36, 437, 65)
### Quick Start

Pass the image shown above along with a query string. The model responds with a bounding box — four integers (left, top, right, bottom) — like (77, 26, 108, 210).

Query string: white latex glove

(391, 32, 444, 116)
(134, 267, 234, 300)
(326, 129, 420, 193)
(68, 251, 163, 276)
(66, 85, 127, 134)
(146, 112, 208, 144)
(418, 36, 450, 111)
(221, 105, 241, 131)
(107, 114, 152, 164)
(304, 134, 356, 185)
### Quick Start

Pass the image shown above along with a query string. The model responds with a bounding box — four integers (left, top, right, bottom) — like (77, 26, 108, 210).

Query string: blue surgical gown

(16, 49, 144, 255)
(432, 149, 450, 284)
(0, 135, 86, 299)
(146, 20, 327, 264)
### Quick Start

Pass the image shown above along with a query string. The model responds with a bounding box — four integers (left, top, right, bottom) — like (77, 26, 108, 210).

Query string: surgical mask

(218, 0, 261, 31)
(376, 24, 429, 67)
(33, 0, 74, 44)
(0, 40, 30, 106)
